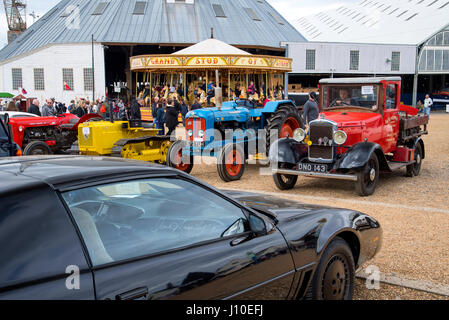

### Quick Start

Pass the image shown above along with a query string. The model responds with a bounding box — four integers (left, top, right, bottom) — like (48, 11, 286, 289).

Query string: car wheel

(406, 143, 423, 177)
(167, 140, 194, 174)
(23, 141, 52, 156)
(217, 143, 246, 182)
(355, 153, 379, 196)
(306, 237, 355, 300)
(273, 163, 298, 190)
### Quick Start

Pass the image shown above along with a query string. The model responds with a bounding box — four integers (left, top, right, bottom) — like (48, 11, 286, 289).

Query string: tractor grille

(309, 122, 334, 162)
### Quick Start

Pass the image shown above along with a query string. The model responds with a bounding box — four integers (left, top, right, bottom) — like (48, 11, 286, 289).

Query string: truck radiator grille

(309, 122, 334, 161)
(310, 145, 333, 160)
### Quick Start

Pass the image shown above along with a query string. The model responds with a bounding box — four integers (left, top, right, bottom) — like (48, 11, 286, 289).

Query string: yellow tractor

(78, 119, 171, 164)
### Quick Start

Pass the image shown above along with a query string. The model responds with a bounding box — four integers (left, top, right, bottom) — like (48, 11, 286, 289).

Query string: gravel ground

(175, 113, 449, 300)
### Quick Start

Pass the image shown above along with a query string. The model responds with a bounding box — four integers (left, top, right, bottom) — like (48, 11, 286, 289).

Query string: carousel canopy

(173, 38, 251, 56)
(131, 37, 292, 73)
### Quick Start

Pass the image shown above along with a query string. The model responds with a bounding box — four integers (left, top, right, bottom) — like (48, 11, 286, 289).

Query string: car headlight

(293, 128, 306, 142)
(198, 130, 205, 138)
(187, 129, 193, 137)
(333, 130, 348, 145)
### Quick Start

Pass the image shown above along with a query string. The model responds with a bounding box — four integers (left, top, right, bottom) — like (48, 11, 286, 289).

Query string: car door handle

(116, 287, 149, 300)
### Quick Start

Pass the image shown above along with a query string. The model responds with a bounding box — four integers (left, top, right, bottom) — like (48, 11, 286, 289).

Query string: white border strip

(237, 190, 449, 215)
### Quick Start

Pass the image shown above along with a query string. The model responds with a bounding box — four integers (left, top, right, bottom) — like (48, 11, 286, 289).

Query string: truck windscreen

(322, 85, 380, 111)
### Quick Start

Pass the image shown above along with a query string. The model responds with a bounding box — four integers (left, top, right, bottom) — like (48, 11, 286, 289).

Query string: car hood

(223, 190, 347, 221)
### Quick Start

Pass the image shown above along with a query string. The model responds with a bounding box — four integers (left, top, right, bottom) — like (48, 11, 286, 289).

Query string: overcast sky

(0, 0, 358, 49)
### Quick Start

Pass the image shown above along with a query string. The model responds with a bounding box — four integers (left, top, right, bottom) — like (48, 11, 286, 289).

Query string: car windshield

(322, 84, 380, 111)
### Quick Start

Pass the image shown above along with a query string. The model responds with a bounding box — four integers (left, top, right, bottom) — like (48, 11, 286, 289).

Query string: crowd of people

(139, 80, 286, 109)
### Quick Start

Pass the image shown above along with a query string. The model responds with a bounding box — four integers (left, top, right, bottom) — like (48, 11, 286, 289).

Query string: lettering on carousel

(186, 57, 227, 66)
(149, 57, 179, 66)
(274, 59, 291, 68)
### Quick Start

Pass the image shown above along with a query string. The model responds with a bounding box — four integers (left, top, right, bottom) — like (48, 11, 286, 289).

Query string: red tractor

(7, 113, 102, 155)
(270, 77, 429, 196)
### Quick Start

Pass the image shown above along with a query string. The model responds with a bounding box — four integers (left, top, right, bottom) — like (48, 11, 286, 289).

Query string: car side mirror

(249, 213, 267, 236)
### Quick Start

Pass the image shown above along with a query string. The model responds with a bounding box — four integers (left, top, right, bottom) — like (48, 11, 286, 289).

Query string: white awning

(173, 38, 252, 56)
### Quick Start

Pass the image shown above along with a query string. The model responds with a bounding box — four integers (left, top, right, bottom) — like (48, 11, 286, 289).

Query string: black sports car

(0, 156, 382, 300)
(0, 114, 20, 158)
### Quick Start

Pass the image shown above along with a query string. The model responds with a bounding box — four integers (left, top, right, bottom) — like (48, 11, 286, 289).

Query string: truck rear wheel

(23, 141, 52, 156)
(266, 105, 302, 154)
(406, 143, 423, 177)
(167, 140, 194, 174)
(355, 153, 379, 197)
(217, 144, 245, 182)
(273, 163, 298, 190)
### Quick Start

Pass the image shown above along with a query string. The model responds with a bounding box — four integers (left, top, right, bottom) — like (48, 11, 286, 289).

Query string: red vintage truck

(270, 77, 429, 196)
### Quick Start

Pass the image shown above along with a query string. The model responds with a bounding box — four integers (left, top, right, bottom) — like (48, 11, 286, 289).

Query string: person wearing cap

(303, 92, 319, 129)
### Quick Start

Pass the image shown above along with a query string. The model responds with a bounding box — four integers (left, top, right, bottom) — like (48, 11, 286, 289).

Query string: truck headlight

(293, 128, 306, 142)
(187, 129, 193, 137)
(198, 130, 205, 138)
(333, 130, 347, 145)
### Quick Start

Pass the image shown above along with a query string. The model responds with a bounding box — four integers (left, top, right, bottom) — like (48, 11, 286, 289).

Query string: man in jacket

(156, 103, 165, 136)
(28, 99, 41, 116)
(165, 99, 179, 137)
(130, 98, 143, 120)
(303, 92, 319, 130)
(42, 99, 55, 117)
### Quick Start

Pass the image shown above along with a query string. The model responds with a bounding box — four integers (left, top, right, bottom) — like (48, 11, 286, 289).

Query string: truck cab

(319, 77, 401, 154)
(270, 77, 429, 196)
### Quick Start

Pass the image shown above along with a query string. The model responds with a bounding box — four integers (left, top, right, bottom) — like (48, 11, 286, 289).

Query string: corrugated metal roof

(0, 0, 306, 62)
(294, 0, 449, 45)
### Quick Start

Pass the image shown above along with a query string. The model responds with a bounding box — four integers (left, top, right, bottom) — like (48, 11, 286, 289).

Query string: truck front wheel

(273, 163, 298, 190)
(355, 153, 379, 197)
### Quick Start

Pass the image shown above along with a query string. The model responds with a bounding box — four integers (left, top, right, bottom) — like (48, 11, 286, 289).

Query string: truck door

(382, 83, 400, 153)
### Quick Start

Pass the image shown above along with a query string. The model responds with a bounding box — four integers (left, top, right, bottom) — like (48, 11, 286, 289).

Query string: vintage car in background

(0, 156, 382, 300)
(270, 77, 429, 196)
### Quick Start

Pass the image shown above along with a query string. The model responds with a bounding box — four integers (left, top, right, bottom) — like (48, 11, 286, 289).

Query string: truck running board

(273, 168, 358, 181)
(388, 161, 415, 171)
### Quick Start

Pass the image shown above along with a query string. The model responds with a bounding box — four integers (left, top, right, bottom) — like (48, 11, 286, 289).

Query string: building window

(84, 68, 93, 91)
(34, 68, 45, 91)
(391, 52, 400, 71)
(350, 50, 359, 70)
(12, 68, 22, 90)
(306, 50, 316, 70)
(63, 68, 74, 91)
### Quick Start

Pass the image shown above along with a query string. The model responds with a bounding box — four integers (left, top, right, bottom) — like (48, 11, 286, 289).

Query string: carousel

(130, 33, 293, 120)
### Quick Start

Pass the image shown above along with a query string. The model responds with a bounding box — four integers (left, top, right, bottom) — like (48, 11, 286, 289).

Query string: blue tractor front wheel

(217, 143, 246, 182)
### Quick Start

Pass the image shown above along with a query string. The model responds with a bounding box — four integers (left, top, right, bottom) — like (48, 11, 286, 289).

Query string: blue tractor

(167, 99, 302, 182)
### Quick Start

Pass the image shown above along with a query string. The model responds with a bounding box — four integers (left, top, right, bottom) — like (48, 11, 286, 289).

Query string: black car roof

(0, 156, 176, 192)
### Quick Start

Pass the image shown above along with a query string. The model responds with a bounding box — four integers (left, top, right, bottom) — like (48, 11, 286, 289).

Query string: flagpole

(92, 34, 95, 103)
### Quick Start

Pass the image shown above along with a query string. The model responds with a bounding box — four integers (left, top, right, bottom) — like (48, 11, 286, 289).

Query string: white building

(0, 43, 105, 104)
(0, 0, 305, 106)
(287, 0, 449, 107)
